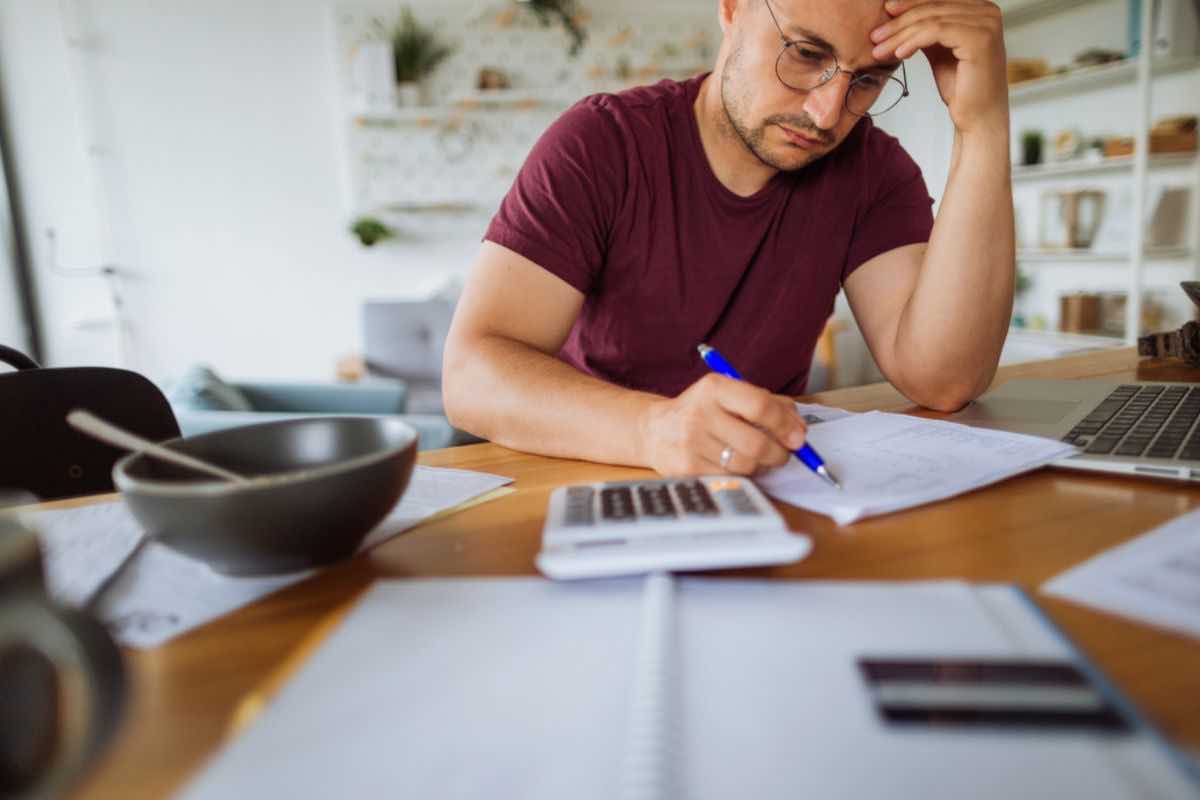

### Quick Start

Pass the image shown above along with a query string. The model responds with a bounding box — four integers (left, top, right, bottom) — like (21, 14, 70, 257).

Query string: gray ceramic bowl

(113, 417, 418, 575)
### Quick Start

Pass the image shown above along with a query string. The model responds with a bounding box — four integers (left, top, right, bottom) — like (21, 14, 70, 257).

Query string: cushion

(168, 365, 253, 412)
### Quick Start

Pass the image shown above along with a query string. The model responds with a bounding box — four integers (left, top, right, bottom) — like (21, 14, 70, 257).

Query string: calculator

(536, 476, 812, 580)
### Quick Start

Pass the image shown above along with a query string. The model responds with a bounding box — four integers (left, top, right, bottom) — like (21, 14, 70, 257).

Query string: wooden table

(67, 348, 1200, 799)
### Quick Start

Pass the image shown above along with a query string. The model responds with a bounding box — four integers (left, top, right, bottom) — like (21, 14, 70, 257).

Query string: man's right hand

(638, 374, 809, 476)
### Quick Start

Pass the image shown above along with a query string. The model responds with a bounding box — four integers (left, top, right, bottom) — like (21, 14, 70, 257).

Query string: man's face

(719, 0, 896, 171)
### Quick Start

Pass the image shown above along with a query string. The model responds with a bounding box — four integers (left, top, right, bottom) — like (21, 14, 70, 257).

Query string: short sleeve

(842, 127, 934, 283)
(483, 98, 626, 294)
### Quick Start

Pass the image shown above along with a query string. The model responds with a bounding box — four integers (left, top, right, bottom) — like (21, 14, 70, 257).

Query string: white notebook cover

(180, 578, 1199, 799)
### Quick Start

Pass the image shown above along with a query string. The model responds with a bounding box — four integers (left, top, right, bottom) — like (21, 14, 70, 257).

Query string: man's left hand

(870, 0, 1008, 134)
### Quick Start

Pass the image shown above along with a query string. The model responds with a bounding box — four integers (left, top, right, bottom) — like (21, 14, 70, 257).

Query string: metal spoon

(66, 409, 250, 484)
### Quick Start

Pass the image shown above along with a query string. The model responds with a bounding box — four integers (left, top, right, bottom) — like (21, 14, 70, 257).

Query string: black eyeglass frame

(763, 0, 910, 118)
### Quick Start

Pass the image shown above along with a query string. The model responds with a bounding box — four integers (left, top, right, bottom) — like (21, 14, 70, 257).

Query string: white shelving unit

(999, 0, 1108, 26)
(332, 5, 718, 239)
(1001, 0, 1200, 347)
(1018, 247, 1192, 261)
(1011, 152, 1195, 180)
(1009, 54, 1200, 104)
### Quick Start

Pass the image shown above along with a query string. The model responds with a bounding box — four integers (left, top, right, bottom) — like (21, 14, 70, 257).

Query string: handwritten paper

(758, 412, 1077, 525)
(33, 501, 144, 608)
(1043, 508, 1200, 640)
(793, 402, 853, 426)
(25, 466, 512, 648)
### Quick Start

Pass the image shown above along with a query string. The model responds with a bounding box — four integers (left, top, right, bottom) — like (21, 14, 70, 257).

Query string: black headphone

(0, 345, 39, 371)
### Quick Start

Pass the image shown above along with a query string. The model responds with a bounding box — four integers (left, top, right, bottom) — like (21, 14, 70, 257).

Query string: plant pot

(396, 81, 425, 107)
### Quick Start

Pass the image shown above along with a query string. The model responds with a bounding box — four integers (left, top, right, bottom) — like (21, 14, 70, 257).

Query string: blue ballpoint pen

(697, 343, 842, 490)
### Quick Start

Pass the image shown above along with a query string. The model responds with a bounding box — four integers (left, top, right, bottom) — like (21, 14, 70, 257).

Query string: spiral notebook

(181, 578, 1198, 799)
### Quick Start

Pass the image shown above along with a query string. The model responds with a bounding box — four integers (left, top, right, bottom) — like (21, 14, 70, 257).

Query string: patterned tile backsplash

(335, 2, 718, 239)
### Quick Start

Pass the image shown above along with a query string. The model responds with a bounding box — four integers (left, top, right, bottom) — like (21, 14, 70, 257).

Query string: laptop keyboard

(1062, 385, 1200, 460)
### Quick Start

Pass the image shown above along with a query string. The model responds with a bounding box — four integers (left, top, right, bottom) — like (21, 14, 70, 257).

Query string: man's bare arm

(442, 242, 656, 466)
(846, 0, 1014, 412)
(843, 130, 1013, 411)
(443, 242, 808, 474)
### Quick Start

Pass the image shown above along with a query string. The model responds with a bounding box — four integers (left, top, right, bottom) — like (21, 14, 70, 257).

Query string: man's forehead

(767, 0, 893, 69)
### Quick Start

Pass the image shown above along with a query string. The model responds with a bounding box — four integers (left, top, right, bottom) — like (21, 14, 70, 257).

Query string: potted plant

(1020, 130, 1044, 166)
(392, 7, 453, 106)
(350, 216, 396, 247)
(521, 0, 587, 57)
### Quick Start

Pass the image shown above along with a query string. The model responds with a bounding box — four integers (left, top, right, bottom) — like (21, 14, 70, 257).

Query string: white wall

(0, 166, 28, 354)
(0, 272, 26, 356)
(0, 0, 488, 382)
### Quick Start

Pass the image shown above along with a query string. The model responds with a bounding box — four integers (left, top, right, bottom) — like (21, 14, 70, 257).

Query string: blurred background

(0, 0, 1197, 418)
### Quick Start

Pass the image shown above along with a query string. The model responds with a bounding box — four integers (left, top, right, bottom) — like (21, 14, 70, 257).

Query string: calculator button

(564, 486, 595, 526)
(600, 487, 637, 521)
(717, 487, 761, 515)
(636, 484, 677, 517)
(672, 481, 718, 516)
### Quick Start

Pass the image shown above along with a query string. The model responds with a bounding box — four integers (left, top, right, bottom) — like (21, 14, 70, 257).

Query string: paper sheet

(793, 402, 854, 426)
(32, 501, 145, 608)
(758, 411, 1078, 525)
(1042, 508, 1200, 640)
(24, 466, 512, 648)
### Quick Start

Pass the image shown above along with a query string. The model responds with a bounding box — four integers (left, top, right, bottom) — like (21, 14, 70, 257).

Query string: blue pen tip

(697, 344, 712, 356)
(817, 466, 842, 490)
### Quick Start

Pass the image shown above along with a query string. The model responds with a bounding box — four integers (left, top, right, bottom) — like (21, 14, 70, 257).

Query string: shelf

(1006, 327, 1123, 345)
(1000, 326, 1124, 364)
(353, 107, 559, 127)
(1012, 153, 1197, 181)
(1018, 247, 1193, 262)
(1009, 55, 1200, 105)
(997, 0, 1102, 27)
(443, 87, 581, 109)
(379, 201, 478, 214)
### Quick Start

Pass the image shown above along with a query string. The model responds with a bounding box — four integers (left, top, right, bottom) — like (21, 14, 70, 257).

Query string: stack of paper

(26, 466, 512, 648)
(1043, 508, 1200, 640)
(759, 411, 1077, 525)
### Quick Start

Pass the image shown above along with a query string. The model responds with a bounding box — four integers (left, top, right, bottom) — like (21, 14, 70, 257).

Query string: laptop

(951, 379, 1200, 482)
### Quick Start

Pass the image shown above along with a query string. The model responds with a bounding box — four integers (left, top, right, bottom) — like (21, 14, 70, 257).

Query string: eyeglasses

(763, 0, 909, 118)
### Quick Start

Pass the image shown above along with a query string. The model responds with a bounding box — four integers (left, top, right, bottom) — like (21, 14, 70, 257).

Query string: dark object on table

(0, 516, 126, 798)
(0, 346, 180, 501)
(1138, 283, 1200, 366)
(114, 416, 418, 575)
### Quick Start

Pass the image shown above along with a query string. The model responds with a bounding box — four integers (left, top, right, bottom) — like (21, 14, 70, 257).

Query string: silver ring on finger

(719, 445, 734, 470)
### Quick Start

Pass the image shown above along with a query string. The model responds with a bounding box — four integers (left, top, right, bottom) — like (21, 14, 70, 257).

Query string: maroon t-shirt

(484, 74, 933, 397)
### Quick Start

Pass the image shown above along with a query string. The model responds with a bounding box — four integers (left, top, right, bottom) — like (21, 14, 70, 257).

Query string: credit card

(858, 658, 1131, 732)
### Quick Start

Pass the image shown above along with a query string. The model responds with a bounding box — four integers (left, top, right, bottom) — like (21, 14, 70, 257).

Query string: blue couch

(168, 366, 469, 451)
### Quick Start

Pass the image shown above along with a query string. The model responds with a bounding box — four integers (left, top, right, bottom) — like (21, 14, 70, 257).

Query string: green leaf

(392, 7, 453, 83)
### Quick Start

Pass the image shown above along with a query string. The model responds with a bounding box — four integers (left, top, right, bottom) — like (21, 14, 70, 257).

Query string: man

(443, 0, 1013, 476)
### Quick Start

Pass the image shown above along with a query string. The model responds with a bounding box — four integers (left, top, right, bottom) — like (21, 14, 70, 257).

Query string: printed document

(26, 466, 512, 648)
(1043, 508, 1200, 640)
(758, 411, 1078, 524)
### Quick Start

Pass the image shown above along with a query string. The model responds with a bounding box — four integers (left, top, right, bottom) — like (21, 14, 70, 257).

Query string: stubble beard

(718, 43, 834, 173)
